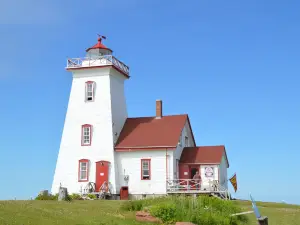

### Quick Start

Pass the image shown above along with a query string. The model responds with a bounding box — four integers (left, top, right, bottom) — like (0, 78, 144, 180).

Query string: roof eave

(115, 146, 177, 151)
(223, 146, 230, 168)
(86, 47, 113, 52)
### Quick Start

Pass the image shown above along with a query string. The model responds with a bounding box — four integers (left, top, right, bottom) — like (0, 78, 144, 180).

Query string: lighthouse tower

(51, 36, 129, 195)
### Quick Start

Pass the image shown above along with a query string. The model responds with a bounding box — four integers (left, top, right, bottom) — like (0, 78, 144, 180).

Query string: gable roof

(180, 146, 229, 168)
(115, 114, 195, 150)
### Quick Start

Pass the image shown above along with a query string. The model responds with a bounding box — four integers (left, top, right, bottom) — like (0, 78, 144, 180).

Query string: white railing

(166, 179, 228, 194)
(66, 55, 129, 75)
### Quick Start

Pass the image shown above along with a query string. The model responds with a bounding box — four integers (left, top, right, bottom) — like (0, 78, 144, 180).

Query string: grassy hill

(236, 200, 300, 225)
(0, 199, 299, 225)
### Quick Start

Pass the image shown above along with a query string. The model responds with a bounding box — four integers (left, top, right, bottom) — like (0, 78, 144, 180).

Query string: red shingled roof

(180, 146, 229, 168)
(115, 115, 195, 150)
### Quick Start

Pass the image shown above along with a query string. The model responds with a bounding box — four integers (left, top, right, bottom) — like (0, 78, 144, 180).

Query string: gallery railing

(66, 55, 129, 75)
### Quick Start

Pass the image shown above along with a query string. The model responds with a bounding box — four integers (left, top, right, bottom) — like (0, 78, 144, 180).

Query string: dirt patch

(136, 211, 162, 223)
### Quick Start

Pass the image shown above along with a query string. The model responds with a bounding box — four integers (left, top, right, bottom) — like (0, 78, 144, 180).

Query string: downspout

(166, 148, 168, 180)
(166, 148, 168, 193)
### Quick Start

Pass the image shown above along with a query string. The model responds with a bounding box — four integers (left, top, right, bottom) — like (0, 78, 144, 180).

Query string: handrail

(66, 55, 129, 75)
(166, 179, 228, 193)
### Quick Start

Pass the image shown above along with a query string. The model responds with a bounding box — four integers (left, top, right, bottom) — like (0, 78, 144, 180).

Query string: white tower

(51, 36, 129, 195)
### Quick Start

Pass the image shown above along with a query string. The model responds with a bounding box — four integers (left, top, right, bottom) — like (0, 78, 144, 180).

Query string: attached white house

(51, 36, 230, 199)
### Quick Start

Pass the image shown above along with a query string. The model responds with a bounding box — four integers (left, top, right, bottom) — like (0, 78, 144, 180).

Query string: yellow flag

(229, 173, 238, 192)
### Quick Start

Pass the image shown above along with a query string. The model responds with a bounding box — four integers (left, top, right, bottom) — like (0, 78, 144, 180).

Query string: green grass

(236, 200, 300, 225)
(0, 200, 150, 225)
(0, 199, 299, 225)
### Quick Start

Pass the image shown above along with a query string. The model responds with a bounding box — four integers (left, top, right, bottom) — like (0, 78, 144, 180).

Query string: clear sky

(0, 0, 299, 204)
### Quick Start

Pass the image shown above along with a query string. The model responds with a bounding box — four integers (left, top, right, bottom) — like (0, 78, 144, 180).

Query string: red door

(178, 164, 189, 190)
(95, 161, 110, 192)
(179, 164, 189, 180)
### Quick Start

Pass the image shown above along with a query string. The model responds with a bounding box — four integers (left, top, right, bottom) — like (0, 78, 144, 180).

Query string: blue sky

(0, 0, 299, 204)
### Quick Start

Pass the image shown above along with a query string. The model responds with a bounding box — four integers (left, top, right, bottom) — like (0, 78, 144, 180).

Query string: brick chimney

(156, 100, 162, 119)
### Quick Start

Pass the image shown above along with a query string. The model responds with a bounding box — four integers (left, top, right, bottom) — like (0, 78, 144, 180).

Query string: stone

(136, 211, 162, 223)
(58, 187, 68, 201)
(176, 223, 196, 225)
(257, 216, 268, 225)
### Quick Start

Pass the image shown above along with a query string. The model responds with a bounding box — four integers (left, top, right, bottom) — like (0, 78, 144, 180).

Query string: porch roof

(180, 146, 229, 168)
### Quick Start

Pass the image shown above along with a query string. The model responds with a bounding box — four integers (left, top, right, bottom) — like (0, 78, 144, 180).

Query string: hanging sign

(205, 167, 214, 177)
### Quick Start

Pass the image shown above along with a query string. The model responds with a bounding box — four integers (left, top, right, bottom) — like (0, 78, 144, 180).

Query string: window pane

(81, 163, 87, 171)
(80, 171, 87, 179)
(143, 170, 149, 176)
(87, 83, 93, 91)
(142, 161, 149, 169)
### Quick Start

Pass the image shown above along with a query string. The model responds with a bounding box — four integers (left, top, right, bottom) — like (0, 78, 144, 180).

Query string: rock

(58, 187, 68, 201)
(176, 222, 197, 225)
(136, 211, 162, 223)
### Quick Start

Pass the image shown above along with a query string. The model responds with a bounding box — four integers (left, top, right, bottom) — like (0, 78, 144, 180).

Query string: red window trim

(141, 159, 151, 180)
(85, 81, 95, 102)
(78, 159, 89, 182)
(81, 124, 92, 146)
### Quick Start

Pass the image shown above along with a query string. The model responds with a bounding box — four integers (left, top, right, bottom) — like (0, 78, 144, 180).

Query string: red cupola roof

(86, 36, 113, 52)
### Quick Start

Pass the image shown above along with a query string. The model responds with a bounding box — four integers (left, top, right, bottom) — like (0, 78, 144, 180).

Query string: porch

(166, 179, 229, 199)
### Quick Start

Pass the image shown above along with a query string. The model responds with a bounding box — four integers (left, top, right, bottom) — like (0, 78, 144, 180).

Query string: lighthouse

(51, 36, 129, 195)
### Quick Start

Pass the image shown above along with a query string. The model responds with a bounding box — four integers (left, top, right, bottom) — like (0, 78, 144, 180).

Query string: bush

(120, 200, 143, 211)
(87, 194, 97, 199)
(122, 195, 248, 225)
(35, 193, 58, 200)
(35, 192, 73, 201)
(70, 193, 82, 200)
(150, 203, 176, 223)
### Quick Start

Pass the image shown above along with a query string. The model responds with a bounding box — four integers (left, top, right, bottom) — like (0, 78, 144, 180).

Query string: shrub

(121, 200, 143, 211)
(149, 203, 176, 223)
(70, 193, 82, 200)
(35, 193, 58, 200)
(87, 194, 97, 199)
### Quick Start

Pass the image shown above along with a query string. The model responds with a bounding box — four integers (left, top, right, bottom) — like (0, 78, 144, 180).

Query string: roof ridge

(127, 114, 188, 119)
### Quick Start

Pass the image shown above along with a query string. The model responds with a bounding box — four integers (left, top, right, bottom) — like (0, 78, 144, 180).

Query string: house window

(78, 159, 89, 182)
(81, 124, 92, 146)
(185, 136, 188, 147)
(141, 159, 151, 180)
(85, 81, 95, 102)
(178, 133, 182, 146)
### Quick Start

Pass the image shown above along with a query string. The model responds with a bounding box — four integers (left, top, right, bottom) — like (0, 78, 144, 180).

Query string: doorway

(190, 167, 199, 179)
(95, 161, 110, 192)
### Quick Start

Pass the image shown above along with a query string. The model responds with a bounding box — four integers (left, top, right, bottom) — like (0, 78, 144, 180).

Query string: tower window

(81, 124, 92, 146)
(185, 136, 188, 147)
(78, 159, 89, 182)
(141, 159, 151, 180)
(85, 81, 95, 102)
